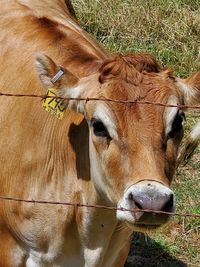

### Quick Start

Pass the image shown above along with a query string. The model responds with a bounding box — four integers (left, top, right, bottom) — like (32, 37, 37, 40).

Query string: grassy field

(72, 1, 200, 266)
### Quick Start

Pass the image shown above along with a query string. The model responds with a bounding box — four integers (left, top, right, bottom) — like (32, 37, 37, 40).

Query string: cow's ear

(35, 53, 87, 113)
(177, 71, 200, 106)
(35, 53, 60, 88)
(35, 52, 79, 89)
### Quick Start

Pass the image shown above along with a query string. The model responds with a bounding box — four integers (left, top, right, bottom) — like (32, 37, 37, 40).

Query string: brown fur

(0, 1, 199, 266)
(99, 53, 162, 85)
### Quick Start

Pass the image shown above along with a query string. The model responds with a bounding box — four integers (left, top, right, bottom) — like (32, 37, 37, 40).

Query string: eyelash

(168, 111, 185, 138)
(91, 118, 110, 138)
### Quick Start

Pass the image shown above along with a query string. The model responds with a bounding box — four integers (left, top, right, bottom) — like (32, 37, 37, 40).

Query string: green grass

(72, 1, 200, 266)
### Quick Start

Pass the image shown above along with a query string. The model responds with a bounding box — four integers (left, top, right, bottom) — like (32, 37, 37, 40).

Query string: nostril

(162, 194, 174, 212)
(128, 192, 143, 210)
(134, 201, 143, 210)
(128, 192, 134, 201)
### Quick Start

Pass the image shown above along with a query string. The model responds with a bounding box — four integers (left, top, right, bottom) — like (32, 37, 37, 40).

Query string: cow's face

(82, 66, 183, 228)
(36, 53, 200, 228)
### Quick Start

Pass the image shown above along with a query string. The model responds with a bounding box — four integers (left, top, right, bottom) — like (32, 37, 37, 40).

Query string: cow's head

(36, 53, 200, 229)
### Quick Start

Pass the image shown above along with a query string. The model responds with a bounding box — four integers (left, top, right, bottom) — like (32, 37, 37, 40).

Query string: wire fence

(0, 91, 199, 220)
(0, 91, 200, 109)
(0, 195, 200, 218)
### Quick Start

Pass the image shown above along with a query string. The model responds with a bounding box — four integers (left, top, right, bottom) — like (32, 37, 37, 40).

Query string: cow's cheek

(102, 142, 127, 196)
(165, 139, 177, 182)
(90, 137, 125, 199)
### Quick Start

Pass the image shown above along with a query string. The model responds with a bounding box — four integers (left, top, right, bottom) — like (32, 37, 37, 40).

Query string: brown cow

(0, 1, 200, 266)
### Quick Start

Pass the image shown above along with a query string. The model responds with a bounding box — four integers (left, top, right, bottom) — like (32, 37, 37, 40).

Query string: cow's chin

(125, 222, 162, 234)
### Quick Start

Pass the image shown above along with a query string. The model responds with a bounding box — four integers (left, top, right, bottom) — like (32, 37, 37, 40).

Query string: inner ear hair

(36, 52, 79, 90)
(35, 53, 61, 88)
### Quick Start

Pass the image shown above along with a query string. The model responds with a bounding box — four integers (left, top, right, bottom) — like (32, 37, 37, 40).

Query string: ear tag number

(43, 88, 66, 120)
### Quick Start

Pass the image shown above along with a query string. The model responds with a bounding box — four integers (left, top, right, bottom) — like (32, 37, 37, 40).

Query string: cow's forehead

(102, 72, 178, 101)
(87, 74, 180, 136)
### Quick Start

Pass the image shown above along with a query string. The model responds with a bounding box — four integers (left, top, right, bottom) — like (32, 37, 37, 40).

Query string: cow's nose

(128, 182, 175, 212)
(117, 181, 175, 225)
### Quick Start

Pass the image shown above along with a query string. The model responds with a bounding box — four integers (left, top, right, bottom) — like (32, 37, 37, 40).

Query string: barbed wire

(0, 91, 199, 220)
(0, 92, 200, 109)
(0, 196, 199, 218)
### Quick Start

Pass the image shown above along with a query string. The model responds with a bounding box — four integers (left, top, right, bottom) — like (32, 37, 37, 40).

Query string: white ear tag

(51, 68, 65, 83)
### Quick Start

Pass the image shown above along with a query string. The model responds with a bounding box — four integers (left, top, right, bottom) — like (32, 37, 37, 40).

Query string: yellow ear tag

(43, 88, 66, 120)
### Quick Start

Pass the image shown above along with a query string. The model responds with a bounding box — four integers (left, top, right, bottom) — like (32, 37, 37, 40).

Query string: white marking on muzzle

(117, 181, 175, 225)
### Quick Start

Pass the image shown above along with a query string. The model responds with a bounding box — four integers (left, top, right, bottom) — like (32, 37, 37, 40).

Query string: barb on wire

(0, 92, 200, 109)
(0, 195, 199, 218)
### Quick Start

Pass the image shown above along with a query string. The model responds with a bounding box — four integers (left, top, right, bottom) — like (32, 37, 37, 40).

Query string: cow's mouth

(125, 213, 171, 231)
(133, 210, 171, 226)
(117, 208, 172, 231)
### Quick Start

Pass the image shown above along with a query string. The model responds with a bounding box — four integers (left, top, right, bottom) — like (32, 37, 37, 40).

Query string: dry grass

(72, 1, 200, 266)
(73, 0, 200, 76)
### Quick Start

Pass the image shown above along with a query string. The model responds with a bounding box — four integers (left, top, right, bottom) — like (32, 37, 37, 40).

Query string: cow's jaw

(87, 103, 121, 203)
(89, 138, 117, 204)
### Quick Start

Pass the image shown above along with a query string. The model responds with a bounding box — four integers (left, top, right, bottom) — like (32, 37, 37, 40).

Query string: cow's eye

(91, 118, 110, 138)
(169, 111, 185, 138)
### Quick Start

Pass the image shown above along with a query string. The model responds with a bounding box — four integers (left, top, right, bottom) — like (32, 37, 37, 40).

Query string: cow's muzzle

(117, 180, 175, 227)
